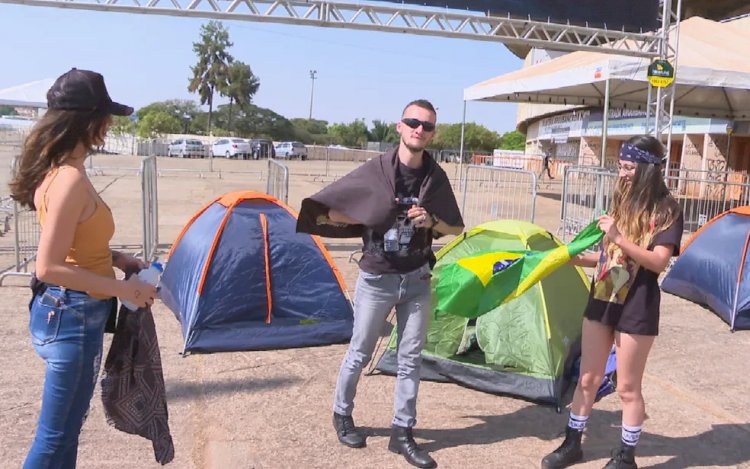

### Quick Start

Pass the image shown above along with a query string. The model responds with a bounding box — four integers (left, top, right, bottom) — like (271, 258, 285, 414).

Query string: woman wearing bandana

(541, 135, 683, 469)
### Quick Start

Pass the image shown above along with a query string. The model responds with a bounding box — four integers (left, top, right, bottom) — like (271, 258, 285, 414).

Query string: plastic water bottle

(384, 227, 399, 252)
(121, 262, 163, 311)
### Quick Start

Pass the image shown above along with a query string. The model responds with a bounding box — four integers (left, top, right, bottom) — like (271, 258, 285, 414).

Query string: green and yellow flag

(435, 220, 603, 319)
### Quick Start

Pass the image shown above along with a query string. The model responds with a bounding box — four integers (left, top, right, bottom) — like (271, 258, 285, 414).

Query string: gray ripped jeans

(333, 263, 432, 428)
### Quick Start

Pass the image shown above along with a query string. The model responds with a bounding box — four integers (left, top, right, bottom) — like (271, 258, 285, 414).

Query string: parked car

(212, 138, 251, 159)
(274, 141, 308, 160)
(167, 138, 206, 158)
(249, 139, 275, 160)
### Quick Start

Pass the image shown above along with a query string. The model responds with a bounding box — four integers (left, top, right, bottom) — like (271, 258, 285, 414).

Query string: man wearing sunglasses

(297, 99, 463, 469)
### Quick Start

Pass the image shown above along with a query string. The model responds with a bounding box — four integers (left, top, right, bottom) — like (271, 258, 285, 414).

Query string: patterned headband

(619, 143, 662, 165)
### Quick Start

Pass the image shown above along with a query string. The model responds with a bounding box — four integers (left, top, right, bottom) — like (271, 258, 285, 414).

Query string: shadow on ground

(167, 376, 300, 401)
(362, 407, 750, 468)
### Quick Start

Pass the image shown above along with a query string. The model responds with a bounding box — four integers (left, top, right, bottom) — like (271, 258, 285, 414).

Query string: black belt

(30, 274, 87, 298)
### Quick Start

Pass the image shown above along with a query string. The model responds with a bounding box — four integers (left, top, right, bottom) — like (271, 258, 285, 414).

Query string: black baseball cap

(47, 68, 133, 116)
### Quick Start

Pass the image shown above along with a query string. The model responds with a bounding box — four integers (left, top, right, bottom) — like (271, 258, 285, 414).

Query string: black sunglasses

(401, 118, 436, 132)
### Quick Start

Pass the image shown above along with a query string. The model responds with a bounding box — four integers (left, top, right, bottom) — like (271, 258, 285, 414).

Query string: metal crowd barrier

(0, 199, 41, 285)
(666, 172, 750, 238)
(460, 165, 537, 230)
(559, 165, 750, 243)
(0, 158, 41, 285)
(141, 156, 159, 263)
(559, 165, 618, 242)
(1, 156, 161, 285)
(267, 158, 289, 204)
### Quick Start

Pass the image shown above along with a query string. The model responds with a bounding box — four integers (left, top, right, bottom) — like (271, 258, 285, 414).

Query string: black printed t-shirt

(358, 162, 433, 274)
(583, 212, 684, 336)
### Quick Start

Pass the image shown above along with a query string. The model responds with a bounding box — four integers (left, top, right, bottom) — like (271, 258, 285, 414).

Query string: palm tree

(222, 61, 260, 133)
(369, 120, 399, 144)
(188, 20, 234, 137)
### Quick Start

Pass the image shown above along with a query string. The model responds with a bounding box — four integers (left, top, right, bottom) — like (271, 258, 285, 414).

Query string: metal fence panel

(560, 165, 750, 243)
(460, 165, 537, 229)
(0, 158, 41, 284)
(141, 156, 159, 263)
(267, 159, 289, 204)
(559, 166, 618, 242)
(667, 173, 750, 237)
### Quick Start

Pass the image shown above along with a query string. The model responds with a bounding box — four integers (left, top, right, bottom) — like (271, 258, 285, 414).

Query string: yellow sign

(647, 60, 675, 88)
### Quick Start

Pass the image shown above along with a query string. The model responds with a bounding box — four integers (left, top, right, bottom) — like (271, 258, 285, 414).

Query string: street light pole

(308, 70, 317, 120)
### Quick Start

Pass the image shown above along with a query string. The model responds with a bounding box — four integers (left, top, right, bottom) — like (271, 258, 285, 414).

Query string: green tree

(0, 105, 17, 115)
(136, 111, 181, 138)
(368, 120, 399, 144)
(137, 100, 201, 121)
(499, 130, 526, 151)
(111, 116, 136, 135)
(137, 99, 202, 133)
(329, 119, 369, 148)
(188, 20, 234, 137)
(226, 104, 297, 141)
(290, 118, 330, 144)
(222, 61, 260, 133)
(290, 118, 328, 135)
(433, 123, 501, 152)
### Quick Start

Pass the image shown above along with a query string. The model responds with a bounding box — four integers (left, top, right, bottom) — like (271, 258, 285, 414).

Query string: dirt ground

(1, 153, 749, 469)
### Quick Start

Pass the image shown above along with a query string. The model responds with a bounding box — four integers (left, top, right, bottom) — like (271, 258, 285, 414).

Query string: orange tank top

(37, 167, 116, 298)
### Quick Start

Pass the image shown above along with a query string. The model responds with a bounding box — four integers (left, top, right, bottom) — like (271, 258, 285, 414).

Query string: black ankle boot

(541, 426, 584, 469)
(388, 425, 437, 469)
(603, 443, 637, 469)
(332, 412, 366, 448)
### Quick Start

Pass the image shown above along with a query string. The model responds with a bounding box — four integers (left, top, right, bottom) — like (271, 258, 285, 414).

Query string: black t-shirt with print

(359, 162, 433, 274)
(584, 212, 684, 334)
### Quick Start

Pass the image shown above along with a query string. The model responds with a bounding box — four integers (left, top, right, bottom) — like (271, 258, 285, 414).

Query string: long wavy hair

(609, 135, 681, 252)
(9, 109, 110, 209)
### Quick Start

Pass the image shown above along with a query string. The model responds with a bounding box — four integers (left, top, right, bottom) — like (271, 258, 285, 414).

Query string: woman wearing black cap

(540, 135, 683, 469)
(9, 68, 157, 468)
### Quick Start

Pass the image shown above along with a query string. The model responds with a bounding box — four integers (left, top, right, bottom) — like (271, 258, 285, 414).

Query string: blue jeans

(333, 264, 432, 428)
(24, 287, 113, 469)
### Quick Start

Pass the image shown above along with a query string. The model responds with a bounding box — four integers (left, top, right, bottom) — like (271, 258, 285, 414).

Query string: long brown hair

(9, 109, 110, 209)
(609, 135, 681, 250)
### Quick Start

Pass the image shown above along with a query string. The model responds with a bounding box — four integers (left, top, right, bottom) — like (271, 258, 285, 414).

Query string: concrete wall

(578, 137, 619, 167)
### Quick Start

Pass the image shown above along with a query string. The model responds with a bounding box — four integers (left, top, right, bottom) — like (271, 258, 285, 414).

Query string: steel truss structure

(3, 0, 678, 162)
(647, 0, 681, 152)
(2, 0, 666, 57)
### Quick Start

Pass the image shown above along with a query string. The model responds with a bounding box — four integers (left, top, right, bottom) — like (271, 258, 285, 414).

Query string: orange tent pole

(730, 228, 750, 331)
(260, 213, 273, 324)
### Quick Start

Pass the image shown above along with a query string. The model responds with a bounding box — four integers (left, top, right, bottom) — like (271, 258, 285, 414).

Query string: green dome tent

(376, 220, 590, 407)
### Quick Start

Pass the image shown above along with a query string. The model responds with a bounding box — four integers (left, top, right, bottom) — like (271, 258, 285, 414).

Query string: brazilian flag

(436, 220, 603, 318)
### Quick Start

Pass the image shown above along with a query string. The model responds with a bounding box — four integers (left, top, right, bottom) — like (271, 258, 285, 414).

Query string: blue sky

(0, 4, 522, 133)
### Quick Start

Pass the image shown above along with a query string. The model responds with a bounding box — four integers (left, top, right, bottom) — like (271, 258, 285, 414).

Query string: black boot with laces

(603, 443, 637, 469)
(332, 412, 366, 448)
(541, 426, 584, 469)
(388, 425, 437, 469)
